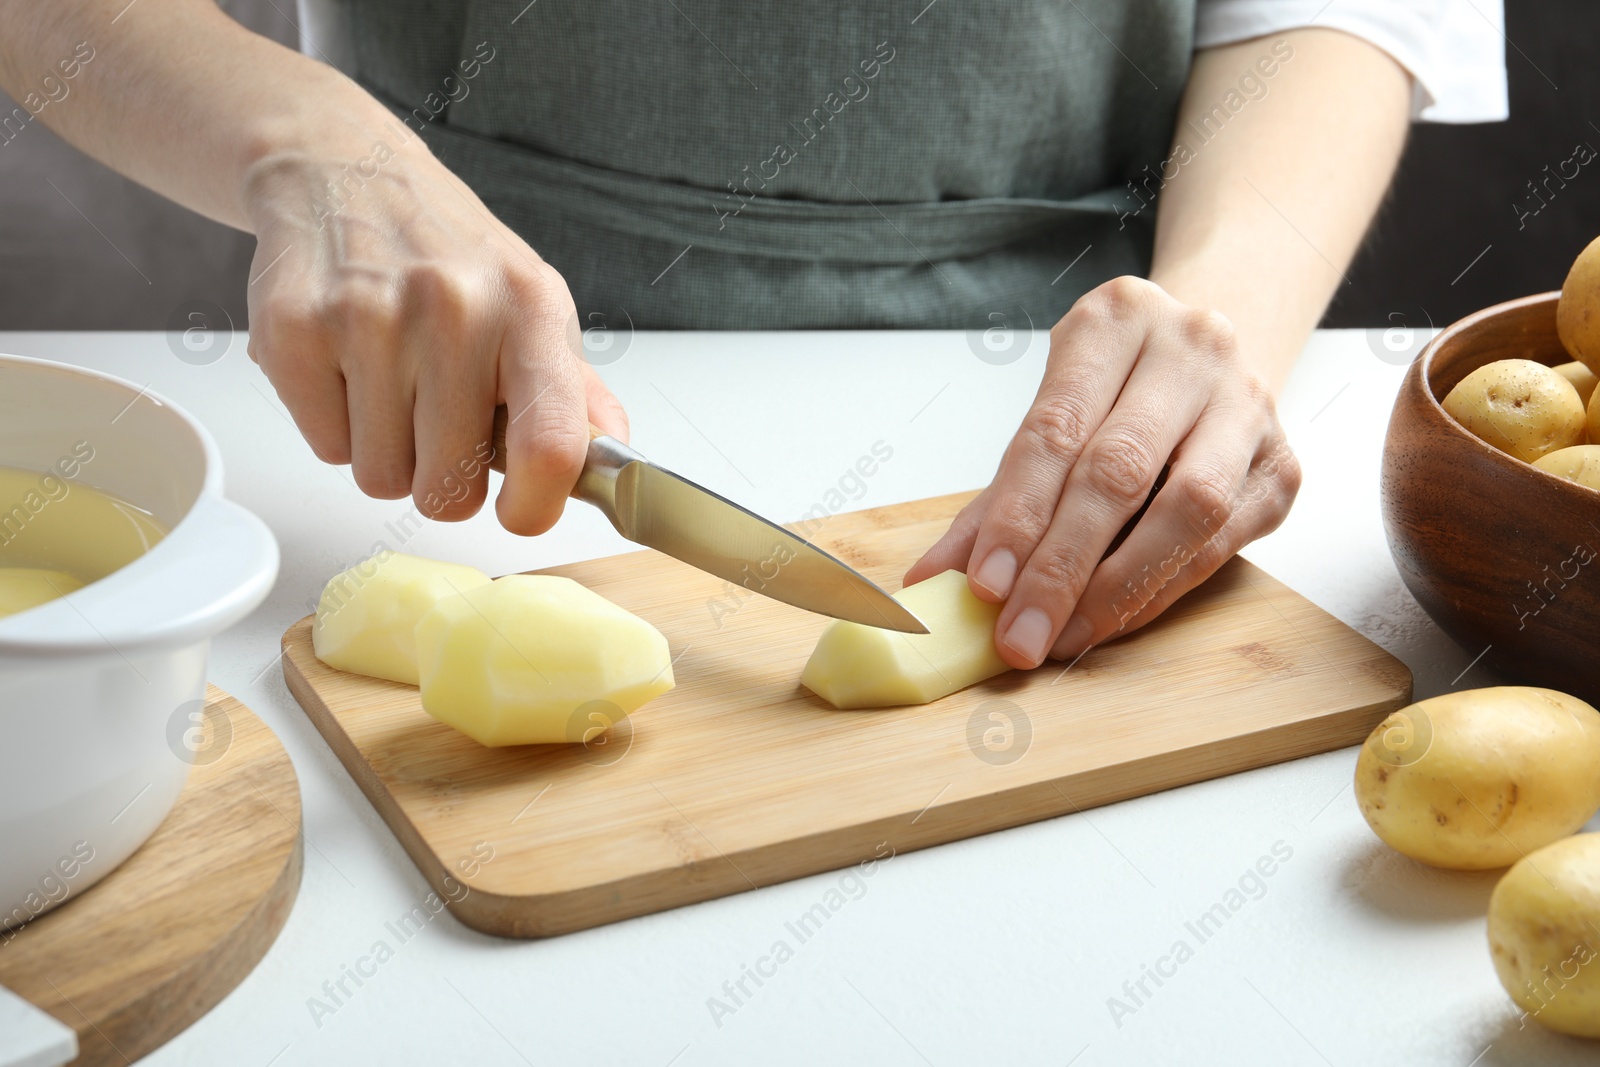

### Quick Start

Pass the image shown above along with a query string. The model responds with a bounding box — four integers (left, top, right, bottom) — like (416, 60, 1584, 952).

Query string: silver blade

(606, 456, 928, 634)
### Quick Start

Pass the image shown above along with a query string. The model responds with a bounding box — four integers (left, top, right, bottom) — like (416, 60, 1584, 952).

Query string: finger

(994, 326, 1220, 668)
(339, 284, 416, 499)
(1051, 407, 1264, 659)
(494, 277, 589, 536)
(903, 487, 993, 587)
(248, 282, 353, 465)
(409, 277, 496, 522)
(964, 278, 1153, 605)
(582, 363, 630, 443)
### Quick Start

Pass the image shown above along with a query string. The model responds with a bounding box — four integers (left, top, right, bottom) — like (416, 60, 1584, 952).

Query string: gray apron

(310, 0, 1195, 329)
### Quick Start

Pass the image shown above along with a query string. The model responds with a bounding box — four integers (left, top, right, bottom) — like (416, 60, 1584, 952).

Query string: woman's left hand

(905, 275, 1303, 669)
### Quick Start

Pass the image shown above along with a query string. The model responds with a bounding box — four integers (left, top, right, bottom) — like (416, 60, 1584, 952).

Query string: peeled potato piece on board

(801, 568, 1009, 710)
(415, 574, 675, 746)
(314, 552, 492, 684)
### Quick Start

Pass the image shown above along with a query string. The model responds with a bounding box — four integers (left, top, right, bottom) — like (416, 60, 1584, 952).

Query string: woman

(0, 0, 1504, 666)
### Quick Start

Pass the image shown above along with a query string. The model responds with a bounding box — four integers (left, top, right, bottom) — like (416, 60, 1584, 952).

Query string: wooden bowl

(1381, 291, 1600, 703)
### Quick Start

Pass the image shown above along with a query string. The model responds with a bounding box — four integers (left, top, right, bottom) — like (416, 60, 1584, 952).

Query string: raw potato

(415, 574, 674, 746)
(1591, 386, 1600, 446)
(801, 568, 1008, 710)
(1440, 359, 1586, 463)
(1533, 444, 1600, 490)
(1554, 360, 1600, 407)
(1353, 687, 1600, 870)
(1558, 234, 1600, 374)
(1488, 833, 1600, 1037)
(314, 552, 492, 684)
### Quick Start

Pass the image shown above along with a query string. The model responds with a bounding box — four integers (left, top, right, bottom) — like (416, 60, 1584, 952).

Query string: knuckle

(1096, 275, 1151, 315)
(1024, 548, 1084, 597)
(329, 277, 398, 330)
(1020, 391, 1094, 459)
(987, 492, 1051, 546)
(1180, 308, 1237, 353)
(405, 262, 474, 320)
(1079, 431, 1160, 510)
(1174, 467, 1234, 534)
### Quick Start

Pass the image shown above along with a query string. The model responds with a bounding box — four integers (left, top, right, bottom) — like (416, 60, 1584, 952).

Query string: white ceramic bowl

(0, 354, 278, 930)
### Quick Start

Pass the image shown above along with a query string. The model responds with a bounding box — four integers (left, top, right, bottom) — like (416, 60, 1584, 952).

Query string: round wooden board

(0, 685, 302, 1066)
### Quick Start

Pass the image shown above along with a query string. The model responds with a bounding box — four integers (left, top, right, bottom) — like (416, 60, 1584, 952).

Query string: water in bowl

(0, 466, 166, 618)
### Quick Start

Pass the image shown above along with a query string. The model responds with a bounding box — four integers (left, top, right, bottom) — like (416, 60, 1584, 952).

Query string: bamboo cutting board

(0, 687, 302, 1065)
(283, 491, 1409, 938)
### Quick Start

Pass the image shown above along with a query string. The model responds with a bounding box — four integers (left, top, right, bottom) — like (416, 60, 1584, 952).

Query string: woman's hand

(242, 125, 627, 534)
(906, 276, 1301, 669)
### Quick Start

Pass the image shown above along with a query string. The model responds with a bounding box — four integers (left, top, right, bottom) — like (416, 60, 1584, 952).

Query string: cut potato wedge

(801, 569, 1008, 709)
(313, 552, 492, 684)
(415, 574, 675, 746)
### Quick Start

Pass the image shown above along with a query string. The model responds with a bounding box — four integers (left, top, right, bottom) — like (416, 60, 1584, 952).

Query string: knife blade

(489, 407, 928, 633)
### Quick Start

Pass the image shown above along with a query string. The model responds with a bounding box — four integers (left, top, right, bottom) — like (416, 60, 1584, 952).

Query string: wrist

(236, 78, 431, 234)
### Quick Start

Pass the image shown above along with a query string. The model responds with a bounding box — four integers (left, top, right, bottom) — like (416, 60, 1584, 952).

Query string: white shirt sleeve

(1194, 0, 1508, 124)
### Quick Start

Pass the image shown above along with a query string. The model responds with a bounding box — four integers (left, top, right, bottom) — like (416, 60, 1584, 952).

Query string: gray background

(0, 3, 1593, 331)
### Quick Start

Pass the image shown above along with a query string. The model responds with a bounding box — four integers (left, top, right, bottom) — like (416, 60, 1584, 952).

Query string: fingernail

(1002, 607, 1054, 665)
(1057, 615, 1095, 658)
(972, 549, 1018, 599)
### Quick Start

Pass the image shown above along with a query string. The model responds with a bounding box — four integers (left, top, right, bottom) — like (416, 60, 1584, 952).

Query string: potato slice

(801, 569, 1008, 709)
(1489, 833, 1600, 1037)
(415, 574, 674, 746)
(314, 552, 491, 684)
(1533, 444, 1600, 490)
(1440, 359, 1586, 463)
(1554, 360, 1599, 407)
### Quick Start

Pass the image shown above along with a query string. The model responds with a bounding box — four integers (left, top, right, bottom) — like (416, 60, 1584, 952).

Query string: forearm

(1148, 28, 1411, 392)
(0, 0, 405, 231)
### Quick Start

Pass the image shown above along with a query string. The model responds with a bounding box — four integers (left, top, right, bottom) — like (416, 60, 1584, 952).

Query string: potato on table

(1353, 687, 1600, 870)
(314, 552, 492, 684)
(1488, 833, 1600, 1037)
(1440, 359, 1586, 463)
(416, 574, 674, 746)
(801, 568, 1008, 709)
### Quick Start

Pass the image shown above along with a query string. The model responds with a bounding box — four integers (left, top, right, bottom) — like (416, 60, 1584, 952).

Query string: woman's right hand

(241, 118, 627, 533)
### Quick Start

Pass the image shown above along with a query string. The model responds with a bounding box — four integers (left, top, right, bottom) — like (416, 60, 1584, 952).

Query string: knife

(489, 407, 928, 634)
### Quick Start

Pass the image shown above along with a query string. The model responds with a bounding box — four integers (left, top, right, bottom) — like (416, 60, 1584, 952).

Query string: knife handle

(488, 405, 607, 476)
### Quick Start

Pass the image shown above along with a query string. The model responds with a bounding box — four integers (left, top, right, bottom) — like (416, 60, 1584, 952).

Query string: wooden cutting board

(283, 491, 1409, 938)
(0, 687, 302, 1066)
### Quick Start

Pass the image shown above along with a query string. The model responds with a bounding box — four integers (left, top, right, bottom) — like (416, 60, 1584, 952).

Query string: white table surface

(0, 327, 1584, 1067)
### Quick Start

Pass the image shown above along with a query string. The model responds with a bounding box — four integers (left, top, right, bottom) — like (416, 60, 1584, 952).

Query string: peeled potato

(1554, 361, 1600, 407)
(1354, 687, 1600, 870)
(1441, 359, 1586, 463)
(1488, 834, 1600, 1037)
(1558, 234, 1600, 374)
(314, 552, 492, 684)
(1533, 444, 1600, 490)
(801, 568, 1008, 710)
(415, 574, 674, 746)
